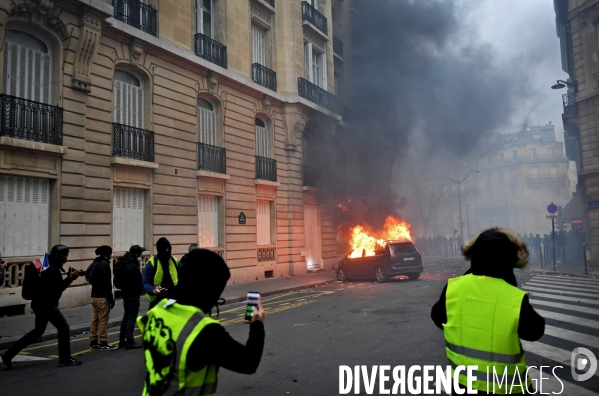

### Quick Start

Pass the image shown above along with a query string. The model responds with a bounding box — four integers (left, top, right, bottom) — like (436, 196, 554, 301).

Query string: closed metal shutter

(0, 176, 49, 257)
(257, 200, 271, 246)
(255, 125, 268, 158)
(3, 41, 52, 103)
(113, 187, 145, 252)
(198, 195, 218, 248)
(114, 80, 144, 128)
(197, 106, 216, 145)
(252, 24, 266, 66)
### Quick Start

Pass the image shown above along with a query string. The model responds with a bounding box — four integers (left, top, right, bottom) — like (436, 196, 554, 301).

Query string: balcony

(263, 0, 274, 7)
(113, 123, 154, 162)
(526, 174, 567, 188)
(113, 0, 157, 37)
(256, 155, 277, 181)
(194, 33, 227, 69)
(302, 1, 327, 35)
(333, 36, 344, 58)
(303, 166, 321, 187)
(252, 63, 277, 91)
(298, 77, 339, 113)
(197, 142, 226, 174)
(0, 95, 63, 145)
(562, 93, 575, 115)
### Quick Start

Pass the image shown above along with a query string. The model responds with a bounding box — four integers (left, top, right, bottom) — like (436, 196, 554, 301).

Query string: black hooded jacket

(31, 263, 74, 311)
(118, 251, 142, 294)
(89, 257, 114, 302)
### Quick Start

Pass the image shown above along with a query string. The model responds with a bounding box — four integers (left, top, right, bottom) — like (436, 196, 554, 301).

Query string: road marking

(544, 325, 599, 348)
(534, 275, 599, 285)
(12, 355, 52, 362)
(535, 309, 599, 330)
(529, 299, 599, 315)
(524, 285, 599, 297)
(525, 280, 599, 291)
(526, 368, 595, 396)
(522, 342, 599, 379)
(525, 292, 599, 306)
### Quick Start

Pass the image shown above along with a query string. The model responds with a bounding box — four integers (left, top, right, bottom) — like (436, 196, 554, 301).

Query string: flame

(347, 216, 412, 258)
(337, 199, 351, 212)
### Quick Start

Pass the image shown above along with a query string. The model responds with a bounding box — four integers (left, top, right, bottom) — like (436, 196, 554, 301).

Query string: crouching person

(137, 249, 265, 395)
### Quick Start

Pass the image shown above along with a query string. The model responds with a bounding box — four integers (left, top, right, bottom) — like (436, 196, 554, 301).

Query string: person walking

(142, 237, 180, 309)
(114, 244, 143, 349)
(431, 229, 545, 395)
(137, 249, 265, 395)
(88, 245, 117, 351)
(1, 245, 82, 368)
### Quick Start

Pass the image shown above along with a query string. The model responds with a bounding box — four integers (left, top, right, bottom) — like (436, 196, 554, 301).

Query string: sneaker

(118, 340, 127, 349)
(125, 340, 141, 350)
(99, 342, 118, 351)
(59, 358, 82, 367)
(90, 340, 100, 349)
(1, 353, 12, 369)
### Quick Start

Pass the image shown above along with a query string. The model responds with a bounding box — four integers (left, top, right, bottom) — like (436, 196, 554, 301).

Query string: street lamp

(450, 169, 479, 242)
(551, 79, 578, 93)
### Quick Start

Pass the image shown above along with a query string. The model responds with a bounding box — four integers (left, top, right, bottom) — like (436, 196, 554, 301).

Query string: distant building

(469, 124, 571, 236)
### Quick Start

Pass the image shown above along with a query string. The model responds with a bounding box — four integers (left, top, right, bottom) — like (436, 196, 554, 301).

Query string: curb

(0, 277, 337, 350)
(531, 268, 599, 279)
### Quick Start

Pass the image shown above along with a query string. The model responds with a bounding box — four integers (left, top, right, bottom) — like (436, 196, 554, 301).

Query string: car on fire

(335, 240, 423, 282)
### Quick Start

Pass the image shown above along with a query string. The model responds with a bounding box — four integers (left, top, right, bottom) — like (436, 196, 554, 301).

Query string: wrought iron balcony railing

(113, 123, 154, 162)
(333, 36, 344, 58)
(197, 142, 226, 174)
(0, 95, 63, 145)
(526, 174, 567, 187)
(298, 77, 339, 113)
(256, 155, 277, 181)
(303, 166, 321, 187)
(113, 0, 157, 36)
(194, 33, 227, 69)
(562, 93, 575, 115)
(302, 1, 327, 35)
(252, 63, 277, 91)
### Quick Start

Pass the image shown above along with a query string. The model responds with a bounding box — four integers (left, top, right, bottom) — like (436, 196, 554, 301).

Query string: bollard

(583, 243, 588, 275)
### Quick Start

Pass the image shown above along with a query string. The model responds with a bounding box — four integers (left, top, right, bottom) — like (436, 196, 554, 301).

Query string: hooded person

(2, 245, 82, 368)
(88, 245, 117, 351)
(137, 249, 265, 395)
(116, 244, 144, 349)
(431, 228, 545, 395)
(142, 237, 180, 309)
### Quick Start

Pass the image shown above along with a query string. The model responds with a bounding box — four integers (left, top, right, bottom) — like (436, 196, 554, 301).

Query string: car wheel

(337, 267, 348, 282)
(375, 266, 388, 283)
(408, 273, 420, 280)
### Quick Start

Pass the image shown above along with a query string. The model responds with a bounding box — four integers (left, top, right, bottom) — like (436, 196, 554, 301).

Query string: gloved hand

(109, 300, 115, 310)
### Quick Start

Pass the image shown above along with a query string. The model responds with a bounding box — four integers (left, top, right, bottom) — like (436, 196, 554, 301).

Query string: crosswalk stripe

(530, 299, 599, 315)
(544, 325, 599, 348)
(526, 368, 595, 396)
(526, 279, 599, 291)
(522, 341, 599, 380)
(535, 275, 599, 285)
(535, 309, 599, 330)
(526, 292, 599, 307)
(524, 284, 599, 297)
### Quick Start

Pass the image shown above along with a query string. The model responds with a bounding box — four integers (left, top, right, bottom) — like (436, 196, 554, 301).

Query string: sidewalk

(528, 260, 599, 279)
(0, 270, 337, 350)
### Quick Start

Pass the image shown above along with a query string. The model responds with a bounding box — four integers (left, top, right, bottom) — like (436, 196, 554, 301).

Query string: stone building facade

(554, 0, 599, 268)
(0, 0, 375, 311)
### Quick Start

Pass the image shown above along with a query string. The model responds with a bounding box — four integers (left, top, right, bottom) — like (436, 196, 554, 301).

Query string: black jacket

(119, 252, 142, 294)
(89, 258, 114, 302)
(31, 265, 74, 311)
(431, 268, 545, 341)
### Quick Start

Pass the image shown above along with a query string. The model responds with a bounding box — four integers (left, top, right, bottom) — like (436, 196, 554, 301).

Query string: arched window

(255, 117, 268, 158)
(3, 29, 52, 103)
(197, 98, 216, 145)
(114, 69, 143, 128)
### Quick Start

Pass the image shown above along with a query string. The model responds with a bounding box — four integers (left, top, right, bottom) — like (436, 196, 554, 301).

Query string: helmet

(50, 244, 69, 260)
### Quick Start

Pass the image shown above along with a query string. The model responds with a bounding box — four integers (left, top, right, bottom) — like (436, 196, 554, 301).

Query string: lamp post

(450, 169, 479, 242)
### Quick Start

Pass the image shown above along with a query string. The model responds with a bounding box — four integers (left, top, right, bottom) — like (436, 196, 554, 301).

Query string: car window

(390, 242, 417, 254)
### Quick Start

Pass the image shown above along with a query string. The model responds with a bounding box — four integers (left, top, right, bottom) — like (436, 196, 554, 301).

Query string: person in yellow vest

(142, 237, 180, 309)
(138, 248, 265, 395)
(431, 228, 545, 395)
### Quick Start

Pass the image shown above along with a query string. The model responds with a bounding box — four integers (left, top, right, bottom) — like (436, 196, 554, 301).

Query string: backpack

(113, 258, 124, 290)
(22, 263, 42, 300)
(85, 259, 100, 284)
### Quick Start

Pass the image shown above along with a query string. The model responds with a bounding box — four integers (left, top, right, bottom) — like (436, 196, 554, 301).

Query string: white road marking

(544, 325, 599, 348)
(523, 285, 599, 297)
(526, 368, 596, 396)
(529, 299, 599, 315)
(535, 275, 599, 285)
(13, 354, 53, 361)
(526, 280, 599, 291)
(535, 309, 599, 330)
(525, 292, 599, 306)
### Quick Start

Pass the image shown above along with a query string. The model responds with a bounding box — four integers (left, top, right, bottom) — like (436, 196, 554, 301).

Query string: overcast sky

(461, 0, 568, 140)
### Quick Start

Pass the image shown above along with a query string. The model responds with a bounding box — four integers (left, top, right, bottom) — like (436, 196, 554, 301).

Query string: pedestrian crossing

(522, 274, 599, 395)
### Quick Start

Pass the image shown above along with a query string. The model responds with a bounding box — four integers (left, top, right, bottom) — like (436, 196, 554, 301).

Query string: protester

(138, 249, 265, 395)
(179, 243, 200, 268)
(431, 228, 545, 395)
(1, 245, 82, 368)
(115, 244, 143, 349)
(142, 237, 180, 309)
(88, 245, 117, 351)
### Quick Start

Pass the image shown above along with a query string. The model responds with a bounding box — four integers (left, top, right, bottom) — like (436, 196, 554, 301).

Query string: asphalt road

(1, 259, 598, 395)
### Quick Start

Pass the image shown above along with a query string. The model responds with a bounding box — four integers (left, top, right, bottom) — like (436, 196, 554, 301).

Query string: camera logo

(571, 347, 597, 382)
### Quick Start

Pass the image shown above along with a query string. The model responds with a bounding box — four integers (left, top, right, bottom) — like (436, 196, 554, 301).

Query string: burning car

(335, 240, 423, 282)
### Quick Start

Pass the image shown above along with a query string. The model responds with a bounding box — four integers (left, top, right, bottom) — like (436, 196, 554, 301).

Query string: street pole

(457, 180, 463, 241)
(465, 199, 470, 239)
(552, 218, 556, 271)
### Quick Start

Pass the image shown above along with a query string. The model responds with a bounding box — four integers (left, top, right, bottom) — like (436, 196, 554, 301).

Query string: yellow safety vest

(444, 274, 531, 394)
(137, 299, 220, 396)
(146, 256, 179, 302)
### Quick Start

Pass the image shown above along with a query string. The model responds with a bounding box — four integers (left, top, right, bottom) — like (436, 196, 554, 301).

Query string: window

(3, 30, 52, 103)
(548, 147, 555, 157)
(0, 176, 49, 257)
(252, 23, 267, 67)
(113, 188, 144, 252)
(529, 148, 536, 158)
(550, 165, 558, 175)
(532, 134, 541, 142)
(304, 42, 327, 89)
(255, 117, 268, 158)
(198, 195, 218, 247)
(513, 150, 517, 158)
(257, 200, 271, 246)
(114, 70, 143, 128)
(196, 0, 213, 38)
(197, 98, 216, 145)
(500, 153, 504, 161)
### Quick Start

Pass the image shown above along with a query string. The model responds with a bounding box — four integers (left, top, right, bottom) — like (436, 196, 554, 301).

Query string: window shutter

(257, 200, 271, 246)
(135, 85, 143, 128)
(113, 188, 122, 252)
(113, 187, 144, 252)
(321, 52, 327, 90)
(304, 43, 313, 82)
(198, 195, 218, 247)
(196, 0, 203, 34)
(256, 125, 268, 158)
(252, 24, 266, 66)
(14, 178, 24, 257)
(198, 107, 216, 145)
(114, 81, 122, 123)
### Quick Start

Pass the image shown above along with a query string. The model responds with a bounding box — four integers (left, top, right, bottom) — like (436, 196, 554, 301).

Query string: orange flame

(337, 199, 351, 212)
(347, 216, 412, 258)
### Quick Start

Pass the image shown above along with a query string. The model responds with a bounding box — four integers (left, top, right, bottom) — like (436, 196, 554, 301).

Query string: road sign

(458, 221, 465, 227)
(547, 203, 558, 214)
(546, 214, 558, 219)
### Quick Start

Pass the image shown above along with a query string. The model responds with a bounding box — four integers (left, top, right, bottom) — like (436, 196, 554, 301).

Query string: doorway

(304, 204, 321, 269)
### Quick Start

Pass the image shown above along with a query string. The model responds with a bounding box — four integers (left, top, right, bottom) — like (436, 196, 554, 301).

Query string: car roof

(387, 240, 414, 244)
